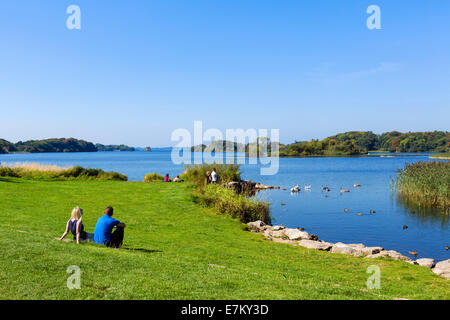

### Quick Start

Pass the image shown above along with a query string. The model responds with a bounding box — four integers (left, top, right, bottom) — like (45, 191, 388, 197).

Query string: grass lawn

(0, 178, 449, 300)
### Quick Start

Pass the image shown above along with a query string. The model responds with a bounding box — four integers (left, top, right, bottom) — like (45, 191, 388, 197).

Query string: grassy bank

(181, 164, 270, 223)
(396, 161, 449, 209)
(0, 178, 449, 299)
(0, 163, 127, 181)
(430, 153, 450, 160)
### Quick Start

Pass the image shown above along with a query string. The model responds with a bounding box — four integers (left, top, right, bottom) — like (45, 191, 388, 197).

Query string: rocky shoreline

(226, 180, 280, 195)
(247, 220, 450, 280)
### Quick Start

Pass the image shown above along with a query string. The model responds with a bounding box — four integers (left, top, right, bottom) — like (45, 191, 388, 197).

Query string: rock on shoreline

(246, 220, 450, 280)
(227, 181, 280, 194)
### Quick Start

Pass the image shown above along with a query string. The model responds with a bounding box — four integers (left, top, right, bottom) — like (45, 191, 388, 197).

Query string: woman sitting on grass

(59, 207, 94, 244)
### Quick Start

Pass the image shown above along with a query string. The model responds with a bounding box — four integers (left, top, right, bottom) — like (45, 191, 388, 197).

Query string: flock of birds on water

(288, 183, 361, 193)
(279, 183, 450, 256)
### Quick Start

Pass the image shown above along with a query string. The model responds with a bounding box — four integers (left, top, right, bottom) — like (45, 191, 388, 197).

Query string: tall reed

(396, 161, 449, 210)
(0, 162, 127, 181)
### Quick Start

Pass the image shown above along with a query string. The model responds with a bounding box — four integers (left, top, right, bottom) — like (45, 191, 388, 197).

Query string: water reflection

(396, 195, 449, 226)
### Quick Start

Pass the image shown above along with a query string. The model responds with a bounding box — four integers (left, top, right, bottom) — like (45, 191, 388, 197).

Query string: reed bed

(1, 162, 73, 172)
(396, 161, 449, 210)
(0, 162, 127, 181)
(182, 164, 270, 223)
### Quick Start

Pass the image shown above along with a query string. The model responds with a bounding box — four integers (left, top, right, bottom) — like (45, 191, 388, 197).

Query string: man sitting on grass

(94, 206, 126, 248)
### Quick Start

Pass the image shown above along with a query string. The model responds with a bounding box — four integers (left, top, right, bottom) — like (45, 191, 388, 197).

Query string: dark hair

(166, 173, 169, 177)
(104, 206, 114, 216)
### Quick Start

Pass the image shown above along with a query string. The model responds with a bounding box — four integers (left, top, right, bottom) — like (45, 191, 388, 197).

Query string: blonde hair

(70, 207, 83, 221)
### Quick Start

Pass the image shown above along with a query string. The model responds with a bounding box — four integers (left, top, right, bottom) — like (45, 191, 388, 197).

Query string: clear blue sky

(0, 0, 449, 146)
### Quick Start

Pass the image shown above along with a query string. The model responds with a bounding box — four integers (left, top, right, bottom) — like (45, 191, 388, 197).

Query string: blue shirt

(94, 215, 120, 245)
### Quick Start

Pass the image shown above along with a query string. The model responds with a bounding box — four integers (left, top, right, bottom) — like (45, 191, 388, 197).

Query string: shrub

(143, 173, 164, 182)
(181, 164, 240, 188)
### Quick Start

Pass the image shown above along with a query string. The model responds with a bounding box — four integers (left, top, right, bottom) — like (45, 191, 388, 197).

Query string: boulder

(365, 250, 412, 262)
(362, 246, 384, 255)
(247, 221, 266, 231)
(331, 243, 366, 257)
(264, 230, 285, 239)
(283, 228, 309, 240)
(416, 258, 435, 268)
(272, 225, 285, 231)
(255, 183, 280, 190)
(298, 240, 333, 251)
(309, 234, 319, 241)
(432, 259, 450, 279)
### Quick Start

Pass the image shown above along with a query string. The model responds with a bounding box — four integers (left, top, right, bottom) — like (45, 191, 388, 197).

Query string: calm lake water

(1, 151, 449, 261)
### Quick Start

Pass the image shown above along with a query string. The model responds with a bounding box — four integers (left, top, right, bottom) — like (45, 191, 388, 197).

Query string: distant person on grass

(173, 175, 184, 182)
(94, 206, 126, 248)
(211, 168, 218, 184)
(206, 171, 211, 184)
(164, 173, 171, 182)
(59, 207, 94, 244)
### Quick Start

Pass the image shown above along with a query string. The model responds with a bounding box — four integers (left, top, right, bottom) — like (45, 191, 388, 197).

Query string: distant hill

(191, 140, 245, 152)
(330, 131, 449, 153)
(279, 131, 450, 157)
(12, 138, 97, 153)
(96, 144, 135, 152)
(0, 138, 135, 153)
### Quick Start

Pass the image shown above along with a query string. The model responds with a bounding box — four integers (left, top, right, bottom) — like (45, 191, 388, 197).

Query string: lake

(1, 150, 448, 261)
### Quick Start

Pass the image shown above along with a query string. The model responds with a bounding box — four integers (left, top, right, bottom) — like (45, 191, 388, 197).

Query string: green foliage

(280, 131, 450, 157)
(181, 164, 241, 187)
(379, 131, 449, 153)
(191, 184, 270, 223)
(143, 173, 164, 182)
(279, 138, 364, 157)
(13, 138, 97, 153)
(0, 165, 127, 181)
(96, 144, 135, 151)
(330, 131, 379, 152)
(0, 139, 17, 154)
(396, 161, 449, 209)
(0, 167, 20, 177)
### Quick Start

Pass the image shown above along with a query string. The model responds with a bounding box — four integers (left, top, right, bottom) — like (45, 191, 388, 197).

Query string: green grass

(430, 153, 450, 159)
(0, 178, 449, 300)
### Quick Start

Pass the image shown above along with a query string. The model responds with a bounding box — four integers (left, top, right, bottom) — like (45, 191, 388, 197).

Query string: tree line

(279, 131, 449, 157)
(0, 138, 135, 154)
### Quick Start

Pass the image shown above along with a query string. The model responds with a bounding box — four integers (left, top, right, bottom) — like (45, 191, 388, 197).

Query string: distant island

(191, 131, 449, 157)
(280, 131, 449, 157)
(0, 138, 135, 154)
(96, 144, 135, 152)
(1, 131, 448, 156)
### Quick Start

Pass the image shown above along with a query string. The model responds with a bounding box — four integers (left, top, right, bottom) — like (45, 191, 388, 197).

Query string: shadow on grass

(0, 177, 22, 183)
(121, 247, 163, 254)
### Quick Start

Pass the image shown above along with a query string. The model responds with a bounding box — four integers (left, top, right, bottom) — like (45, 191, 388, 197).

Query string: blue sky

(0, 0, 449, 147)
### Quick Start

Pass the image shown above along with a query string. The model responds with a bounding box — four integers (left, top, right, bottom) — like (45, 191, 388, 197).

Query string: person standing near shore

(211, 168, 218, 184)
(206, 171, 211, 185)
